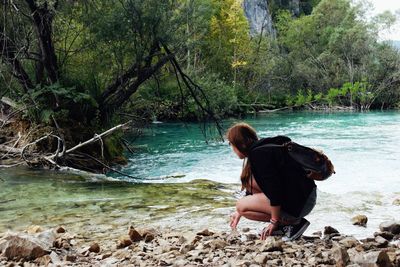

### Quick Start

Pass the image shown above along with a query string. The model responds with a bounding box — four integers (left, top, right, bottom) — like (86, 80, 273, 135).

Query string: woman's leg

(236, 193, 272, 222)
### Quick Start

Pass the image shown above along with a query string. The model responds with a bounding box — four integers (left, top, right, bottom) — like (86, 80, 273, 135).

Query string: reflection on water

(1, 111, 400, 239)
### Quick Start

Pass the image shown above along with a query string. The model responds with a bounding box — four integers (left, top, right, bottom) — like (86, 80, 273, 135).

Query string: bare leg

(236, 193, 272, 222)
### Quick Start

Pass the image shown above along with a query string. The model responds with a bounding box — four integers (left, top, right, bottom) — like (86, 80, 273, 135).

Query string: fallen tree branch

(65, 121, 130, 155)
(0, 144, 22, 154)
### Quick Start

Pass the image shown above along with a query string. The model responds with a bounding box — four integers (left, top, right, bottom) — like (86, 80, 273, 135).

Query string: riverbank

(1, 221, 399, 266)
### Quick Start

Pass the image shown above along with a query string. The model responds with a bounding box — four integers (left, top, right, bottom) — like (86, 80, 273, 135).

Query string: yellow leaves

(231, 60, 247, 68)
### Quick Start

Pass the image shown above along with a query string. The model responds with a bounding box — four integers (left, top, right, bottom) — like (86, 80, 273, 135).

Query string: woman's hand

(229, 212, 241, 229)
(260, 222, 279, 240)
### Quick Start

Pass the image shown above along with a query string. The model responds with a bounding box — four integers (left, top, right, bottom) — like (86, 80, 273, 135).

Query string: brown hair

(226, 123, 258, 189)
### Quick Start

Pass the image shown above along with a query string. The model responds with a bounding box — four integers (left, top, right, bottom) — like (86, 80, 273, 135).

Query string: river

(1, 111, 399, 240)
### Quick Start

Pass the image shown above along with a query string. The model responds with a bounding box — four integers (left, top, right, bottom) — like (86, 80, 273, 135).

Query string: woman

(226, 122, 317, 241)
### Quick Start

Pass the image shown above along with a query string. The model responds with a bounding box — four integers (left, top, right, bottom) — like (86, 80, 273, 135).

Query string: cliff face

(243, 0, 301, 36)
(243, 0, 274, 36)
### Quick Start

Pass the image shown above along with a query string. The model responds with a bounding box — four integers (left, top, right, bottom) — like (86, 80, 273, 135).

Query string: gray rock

(374, 231, 394, 241)
(179, 243, 194, 254)
(243, 0, 274, 36)
(254, 253, 268, 264)
(260, 237, 283, 252)
(375, 236, 389, 248)
(379, 221, 400, 235)
(352, 251, 393, 267)
(351, 215, 368, 227)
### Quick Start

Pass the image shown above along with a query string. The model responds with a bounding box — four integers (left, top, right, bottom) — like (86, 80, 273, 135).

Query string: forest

(1, 0, 400, 171)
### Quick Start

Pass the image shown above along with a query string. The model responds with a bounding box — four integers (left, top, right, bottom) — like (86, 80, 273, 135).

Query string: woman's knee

(236, 197, 250, 215)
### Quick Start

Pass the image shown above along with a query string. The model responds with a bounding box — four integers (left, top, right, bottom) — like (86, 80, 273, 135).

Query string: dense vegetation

(2, 0, 400, 127)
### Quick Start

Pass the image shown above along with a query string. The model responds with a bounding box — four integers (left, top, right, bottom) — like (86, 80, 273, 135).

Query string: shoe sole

(282, 220, 310, 241)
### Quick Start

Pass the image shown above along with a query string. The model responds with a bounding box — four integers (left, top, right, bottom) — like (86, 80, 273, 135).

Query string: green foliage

(2, 0, 400, 126)
(20, 83, 98, 124)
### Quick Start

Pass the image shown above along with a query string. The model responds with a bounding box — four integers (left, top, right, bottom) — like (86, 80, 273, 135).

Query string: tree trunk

(25, 0, 59, 84)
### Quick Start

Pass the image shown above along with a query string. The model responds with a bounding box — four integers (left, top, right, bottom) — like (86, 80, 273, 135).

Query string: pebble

(2, 224, 400, 267)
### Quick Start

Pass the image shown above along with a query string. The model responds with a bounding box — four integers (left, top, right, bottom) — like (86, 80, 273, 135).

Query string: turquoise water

(1, 111, 399, 239)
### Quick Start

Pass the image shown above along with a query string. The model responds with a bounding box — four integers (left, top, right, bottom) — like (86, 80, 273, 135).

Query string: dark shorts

(280, 187, 317, 223)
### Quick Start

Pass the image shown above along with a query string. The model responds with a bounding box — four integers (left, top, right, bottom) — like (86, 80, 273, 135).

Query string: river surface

(1, 111, 399, 240)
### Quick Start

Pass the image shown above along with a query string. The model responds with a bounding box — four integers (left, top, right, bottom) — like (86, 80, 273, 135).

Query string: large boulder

(379, 221, 400, 235)
(0, 230, 55, 261)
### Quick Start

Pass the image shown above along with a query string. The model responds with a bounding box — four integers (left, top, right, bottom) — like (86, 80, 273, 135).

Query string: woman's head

(226, 122, 258, 159)
(226, 122, 258, 190)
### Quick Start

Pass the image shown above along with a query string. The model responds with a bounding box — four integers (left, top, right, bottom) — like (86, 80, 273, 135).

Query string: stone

(179, 243, 194, 254)
(26, 226, 43, 234)
(55, 226, 66, 234)
(374, 231, 394, 241)
(49, 251, 61, 265)
(144, 233, 155, 243)
(34, 255, 51, 266)
(324, 226, 339, 235)
(89, 242, 100, 253)
(375, 236, 389, 248)
(210, 239, 228, 250)
(351, 215, 368, 227)
(128, 227, 143, 242)
(117, 236, 132, 249)
(352, 250, 392, 266)
(331, 245, 349, 267)
(0, 232, 55, 261)
(393, 199, 400, 206)
(379, 221, 400, 235)
(196, 229, 214, 236)
(338, 236, 360, 248)
(65, 254, 77, 262)
(242, 228, 250, 233)
(62, 241, 70, 250)
(254, 253, 268, 264)
(260, 237, 283, 252)
(113, 249, 131, 260)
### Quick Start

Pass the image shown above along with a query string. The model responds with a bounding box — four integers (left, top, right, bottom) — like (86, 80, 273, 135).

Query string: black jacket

(249, 136, 316, 217)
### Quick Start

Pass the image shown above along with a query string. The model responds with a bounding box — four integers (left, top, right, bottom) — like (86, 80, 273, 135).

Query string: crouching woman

(226, 122, 317, 241)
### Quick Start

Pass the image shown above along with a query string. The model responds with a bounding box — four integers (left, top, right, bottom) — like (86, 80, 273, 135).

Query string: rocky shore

(0, 221, 399, 267)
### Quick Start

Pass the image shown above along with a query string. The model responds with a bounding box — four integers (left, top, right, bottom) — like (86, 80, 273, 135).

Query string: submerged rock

(392, 199, 400, 206)
(26, 225, 43, 234)
(351, 215, 368, 227)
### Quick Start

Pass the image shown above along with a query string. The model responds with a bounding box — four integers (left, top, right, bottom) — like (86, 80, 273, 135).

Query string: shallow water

(1, 111, 399, 239)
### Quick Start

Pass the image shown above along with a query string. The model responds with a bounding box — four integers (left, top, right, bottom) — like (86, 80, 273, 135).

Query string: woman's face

(231, 143, 246, 159)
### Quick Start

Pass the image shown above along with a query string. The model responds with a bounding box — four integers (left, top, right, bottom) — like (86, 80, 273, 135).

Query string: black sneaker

(281, 218, 310, 241)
